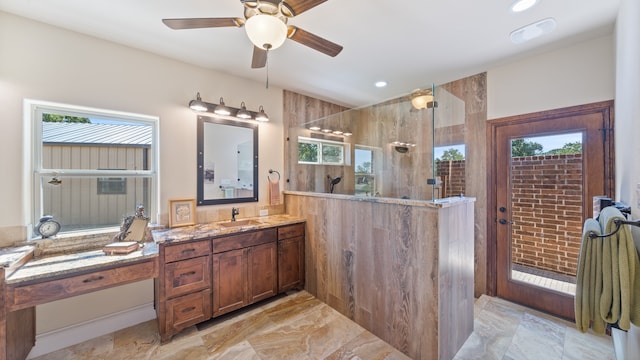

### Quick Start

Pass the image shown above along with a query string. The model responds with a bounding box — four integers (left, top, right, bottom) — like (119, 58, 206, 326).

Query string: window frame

(25, 99, 159, 238)
(297, 136, 349, 166)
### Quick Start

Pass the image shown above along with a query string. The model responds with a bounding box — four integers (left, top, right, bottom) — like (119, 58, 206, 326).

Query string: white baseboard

(27, 303, 156, 359)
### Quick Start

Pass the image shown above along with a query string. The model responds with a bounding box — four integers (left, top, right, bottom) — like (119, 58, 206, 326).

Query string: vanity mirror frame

(197, 115, 259, 206)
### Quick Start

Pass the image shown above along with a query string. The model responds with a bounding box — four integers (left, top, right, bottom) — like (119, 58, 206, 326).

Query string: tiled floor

(32, 291, 614, 360)
(454, 295, 614, 360)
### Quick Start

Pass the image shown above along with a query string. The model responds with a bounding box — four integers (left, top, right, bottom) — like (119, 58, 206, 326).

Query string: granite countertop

(284, 191, 476, 208)
(5, 242, 159, 285)
(2, 214, 304, 285)
(151, 214, 306, 244)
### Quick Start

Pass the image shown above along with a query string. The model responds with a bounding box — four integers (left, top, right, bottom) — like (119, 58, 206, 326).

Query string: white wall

(614, 0, 640, 355)
(0, 11, 284, 334)
(615, 0, 640, 215)
(487, 34, 615, 120)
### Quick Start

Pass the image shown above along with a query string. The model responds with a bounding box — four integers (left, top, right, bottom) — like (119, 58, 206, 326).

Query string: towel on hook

(598, 206, 640, 330)
(575, 218, 606, 333)
(269, 178, 280, 206)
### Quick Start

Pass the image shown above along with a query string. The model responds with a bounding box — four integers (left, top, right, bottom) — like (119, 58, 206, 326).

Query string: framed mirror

(197, 115, 258, 205)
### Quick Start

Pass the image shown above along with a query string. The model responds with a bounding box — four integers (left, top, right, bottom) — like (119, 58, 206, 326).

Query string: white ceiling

(0, 0, 620, 107)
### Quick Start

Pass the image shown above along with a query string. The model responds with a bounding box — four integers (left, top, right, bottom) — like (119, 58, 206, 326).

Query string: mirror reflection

(197, 115, 258, 205)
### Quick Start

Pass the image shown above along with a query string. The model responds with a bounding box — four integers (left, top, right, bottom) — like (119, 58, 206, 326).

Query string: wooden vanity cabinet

(156, 222, 304, 342)
(277, 224, 305, 292)
(212, 228, 277, 317)
(156, 239, 212, 342)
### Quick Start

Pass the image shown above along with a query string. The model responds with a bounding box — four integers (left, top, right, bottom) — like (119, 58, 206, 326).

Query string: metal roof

(42, 122, 152, 146)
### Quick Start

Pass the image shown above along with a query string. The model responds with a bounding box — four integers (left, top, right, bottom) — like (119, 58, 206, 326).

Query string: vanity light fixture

(214, 97, 232, 116)
(321, 128, 332, 133)
(189, 92, 208, 112)
(255, 105, 270, 122)
(343, 132, 352, 137)
(332, 130, 343, 135)
(309, 126, 321, 131)
(236, 102, 253, 119)
(410, 88, 436, 110)
(188, 94, 270, 123)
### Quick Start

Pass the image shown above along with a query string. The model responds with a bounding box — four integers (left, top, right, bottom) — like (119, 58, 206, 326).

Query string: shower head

(327, 175, 342, 193)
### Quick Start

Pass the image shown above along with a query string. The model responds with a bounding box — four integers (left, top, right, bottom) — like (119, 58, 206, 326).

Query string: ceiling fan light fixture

(189, 92, 208, 112)
(410, 88, 434, 110)
(214, 97, 232, 116)
(245, 14, 287, 50)
(236, 101, 253, 119)
(255, 105, 270, 122)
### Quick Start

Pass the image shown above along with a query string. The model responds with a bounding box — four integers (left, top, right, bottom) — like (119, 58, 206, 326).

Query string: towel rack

(589, 219, 640, 238)
(268, 169, 280, 182)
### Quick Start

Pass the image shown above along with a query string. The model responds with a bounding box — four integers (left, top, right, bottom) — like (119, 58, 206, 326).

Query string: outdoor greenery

(322, 144, 343, 163)
(298, 142, 319, 163)
(511, 138, 582, 156)
(435, 148, 465, 162)
(43, 113, 91, 123)
(356, 161, 372, 174)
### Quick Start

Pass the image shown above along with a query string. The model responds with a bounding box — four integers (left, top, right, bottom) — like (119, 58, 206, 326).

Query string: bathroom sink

(219, 219, 261, 228)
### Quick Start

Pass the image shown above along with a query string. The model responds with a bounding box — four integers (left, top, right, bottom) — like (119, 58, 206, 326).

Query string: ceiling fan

(162, 0, 343, 69)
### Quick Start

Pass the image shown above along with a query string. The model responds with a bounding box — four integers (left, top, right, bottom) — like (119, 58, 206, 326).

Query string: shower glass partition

(287, 84, 466, 200)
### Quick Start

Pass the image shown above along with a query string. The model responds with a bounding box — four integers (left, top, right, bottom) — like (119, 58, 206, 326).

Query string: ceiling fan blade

(282, 0, 328, 16)
(287, 26, 343, 57)
(251, 46, 267, 69)
(162, 18, 244, 30)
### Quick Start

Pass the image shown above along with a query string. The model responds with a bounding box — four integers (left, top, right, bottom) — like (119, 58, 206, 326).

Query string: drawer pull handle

(180, 271, 197, 277)
(181, 306, 196, 314)
(182, 248, 196, 254)
(82, 276, 104, 283)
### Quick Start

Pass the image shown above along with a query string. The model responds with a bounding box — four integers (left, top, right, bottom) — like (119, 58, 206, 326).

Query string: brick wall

(510, 154, 583, 277)
(436, 160, 466, 198)
(436, 155, 583, 278)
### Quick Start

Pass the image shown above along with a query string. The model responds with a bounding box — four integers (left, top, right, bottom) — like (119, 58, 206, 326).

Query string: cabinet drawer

(213, 228, 277, 253)
(164, 256, 211, 299)
(278, 224, 305, 240)
(166, 289, 211, 334)
(9, 260, 156, 311)
(164, 240, 211, 263)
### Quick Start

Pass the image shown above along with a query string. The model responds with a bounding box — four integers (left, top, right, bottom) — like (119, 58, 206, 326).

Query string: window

(27, 100, 158, 236)
(97, 177, 127, 195)
(355, 146, 379, 196)
(298, 137, 348, 165)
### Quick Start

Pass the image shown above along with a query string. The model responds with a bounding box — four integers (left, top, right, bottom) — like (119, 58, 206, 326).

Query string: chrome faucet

(231, 207, 239, 221)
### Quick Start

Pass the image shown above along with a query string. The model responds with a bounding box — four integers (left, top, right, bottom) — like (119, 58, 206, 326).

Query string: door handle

(499, 218, 513, 225)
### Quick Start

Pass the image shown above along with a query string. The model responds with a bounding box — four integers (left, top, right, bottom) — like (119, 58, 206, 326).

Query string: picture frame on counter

(169, 198, 196, 228)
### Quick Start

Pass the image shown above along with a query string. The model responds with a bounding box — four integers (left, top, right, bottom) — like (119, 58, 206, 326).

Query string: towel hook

(268, 169, 280, 182)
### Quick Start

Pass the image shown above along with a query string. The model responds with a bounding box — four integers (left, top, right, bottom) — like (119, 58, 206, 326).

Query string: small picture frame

(169, 198, 196, 228)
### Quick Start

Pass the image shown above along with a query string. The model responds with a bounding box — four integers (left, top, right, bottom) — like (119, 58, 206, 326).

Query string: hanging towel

(269, 178, 280, 206)
(598, 206, 640, 330)
(575, 218, 606, 333)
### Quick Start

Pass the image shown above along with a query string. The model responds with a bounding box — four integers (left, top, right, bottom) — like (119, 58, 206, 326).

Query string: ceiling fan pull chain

(265, 45, 271, 89)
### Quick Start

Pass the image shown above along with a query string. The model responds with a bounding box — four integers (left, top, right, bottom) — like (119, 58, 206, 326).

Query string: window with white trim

(28, 100, 158, 236)
(297, 137, 349, 165)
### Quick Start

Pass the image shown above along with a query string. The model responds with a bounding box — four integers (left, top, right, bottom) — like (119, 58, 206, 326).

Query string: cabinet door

(212, 249, 247, 316)
(247, 242, 277, 304)
(278, 236, 305, 293)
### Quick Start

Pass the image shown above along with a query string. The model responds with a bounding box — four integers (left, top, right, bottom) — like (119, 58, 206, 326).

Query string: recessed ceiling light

(375, 81, 387, 88)
(510, 18, 556, 44)
(511, 0, 537, 13)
